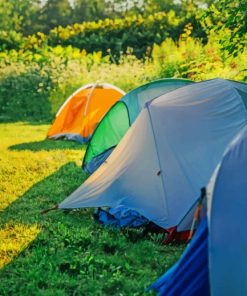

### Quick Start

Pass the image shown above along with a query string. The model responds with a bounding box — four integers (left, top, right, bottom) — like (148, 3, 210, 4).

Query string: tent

(83, 78, 193, 173)
(150, 217, 209, 296)
(150, 124, 247, 295)
(47, 83, 125, 143)
(59, 79, 247, 232)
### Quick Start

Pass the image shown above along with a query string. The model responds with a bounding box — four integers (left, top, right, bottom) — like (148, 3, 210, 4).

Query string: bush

(0, 68, 53, 122)
(0, 31, 24, 51)
(48, 11, 182, 58)
(0, 33, 246, 123)
(152, 33, 247, 81)
(0, 11, 200, 59)
(0, 47, 157, 122)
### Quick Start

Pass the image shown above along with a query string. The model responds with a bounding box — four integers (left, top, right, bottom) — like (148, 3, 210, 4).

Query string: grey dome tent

(59, 79, 247, 231)
(83, 78, 193, 173)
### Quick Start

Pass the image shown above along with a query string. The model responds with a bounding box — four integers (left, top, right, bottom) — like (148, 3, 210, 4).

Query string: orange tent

(47, 83, 125, 143)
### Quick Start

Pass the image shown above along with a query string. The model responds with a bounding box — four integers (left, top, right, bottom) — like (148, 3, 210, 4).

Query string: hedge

(0, 11, 204, 58)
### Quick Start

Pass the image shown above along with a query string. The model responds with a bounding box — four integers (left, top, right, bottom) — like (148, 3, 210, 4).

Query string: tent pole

(84, 81, 99, 117)
(188, 187, 206, 241)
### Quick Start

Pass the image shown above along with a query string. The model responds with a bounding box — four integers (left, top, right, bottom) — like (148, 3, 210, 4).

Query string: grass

(0, 122, 184, 295)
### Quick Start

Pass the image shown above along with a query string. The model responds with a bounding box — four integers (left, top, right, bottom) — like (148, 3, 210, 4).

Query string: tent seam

(146, 105, 170, 225)
(83, 101, 130, 168)
(233, 88, 247, 118)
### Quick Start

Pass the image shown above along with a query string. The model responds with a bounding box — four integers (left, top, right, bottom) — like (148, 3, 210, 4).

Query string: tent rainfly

(59, 79, 247, 233)
(47, 83, 125, 143)
(150, 124, 247, 296)
(83, 78, 193, 173)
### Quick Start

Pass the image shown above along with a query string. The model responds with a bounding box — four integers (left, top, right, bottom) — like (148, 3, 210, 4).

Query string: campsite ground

(0, 122, 184, 295)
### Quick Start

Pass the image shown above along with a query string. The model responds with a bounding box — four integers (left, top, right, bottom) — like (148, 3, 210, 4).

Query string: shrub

(0, 11, 194, 59)
(0, 34, 246, 123)
(0, 68, 53, 122)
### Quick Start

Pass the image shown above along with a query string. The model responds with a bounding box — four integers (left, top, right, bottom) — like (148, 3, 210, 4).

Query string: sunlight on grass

(0, 123, 84, 212)
(0, 223, 40, 269)
(0, 122, 184, 294)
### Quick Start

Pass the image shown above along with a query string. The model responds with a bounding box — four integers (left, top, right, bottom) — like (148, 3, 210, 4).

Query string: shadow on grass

(0, 118, 52, 125)
(0, 162, 88, 267)
(22, 120, 52, 126)
(9, 139, 84, 152)
(0, 162, 87, 226)
(0, 162, 184, 295)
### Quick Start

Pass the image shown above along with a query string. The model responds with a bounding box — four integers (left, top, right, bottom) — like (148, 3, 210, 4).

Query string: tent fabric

(150, 125, 247, 296)
(208, 125, 247, 296)
(150, 126, 247, 296)
(47, 83, 125, 143)
(95, 206, 149, 228)
(176, 192, 207, 233)
(59, 79, 247, 230)
(84, 148, 114, 176)
(150, 218, 209, 296)
(61, 108, 167, 226)
(83, 78, 193, 173)
(83, 101, 130, 173)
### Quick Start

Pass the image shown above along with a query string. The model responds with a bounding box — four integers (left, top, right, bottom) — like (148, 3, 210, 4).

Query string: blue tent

(151, 124, 247, 295)
(150, 218, 209, 296)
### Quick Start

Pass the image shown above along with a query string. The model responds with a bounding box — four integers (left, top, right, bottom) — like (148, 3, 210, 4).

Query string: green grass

(0, 122, 184, 295)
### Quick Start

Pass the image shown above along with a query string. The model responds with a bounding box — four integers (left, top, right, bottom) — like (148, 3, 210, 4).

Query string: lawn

(0, 122, 184, 295)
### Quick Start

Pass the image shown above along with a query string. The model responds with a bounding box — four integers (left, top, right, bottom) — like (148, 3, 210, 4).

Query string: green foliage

(48, 10, 203, 59)
(0, 33, 246, 123)
(0, 30, 24, 51)
(0, 68, 53, 122)
(144, 0, 181, 15)
(0, 0, 41, 34)
(0, 11, 185, 58)
(48, 12, 179, 58)
(0, 43, 158, 122)
(201, 0, 247, 55)
(73, 0, 107, 23)
(0, 123, 184, 295)
(152, 32, 247, 81)
(40, 0, 74, 33)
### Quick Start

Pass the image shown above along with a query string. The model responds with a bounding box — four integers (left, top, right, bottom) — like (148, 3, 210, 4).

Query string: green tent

(83, 78, 194, 173)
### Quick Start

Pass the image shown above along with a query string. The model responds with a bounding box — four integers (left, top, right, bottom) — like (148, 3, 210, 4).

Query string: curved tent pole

(82, 100, 131, 169)
(83, 81, 126, 117)
(83, 81, 99, 117)
(82, 78, 194, 171)
(56, 83, 94, 117)
(101, 83, 126, 95)
(56, 82, 125, 118)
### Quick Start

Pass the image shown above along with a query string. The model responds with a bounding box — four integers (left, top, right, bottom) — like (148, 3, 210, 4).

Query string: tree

(0, 0, 41, 34)
(40, 0, 73, 33)
(202, 0, 247, 55)
(73, 0, 106, 22)
(143, 0, 180, 15)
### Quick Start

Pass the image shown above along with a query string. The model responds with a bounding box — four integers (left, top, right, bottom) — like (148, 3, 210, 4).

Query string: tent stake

(41, 204, 58, 215)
